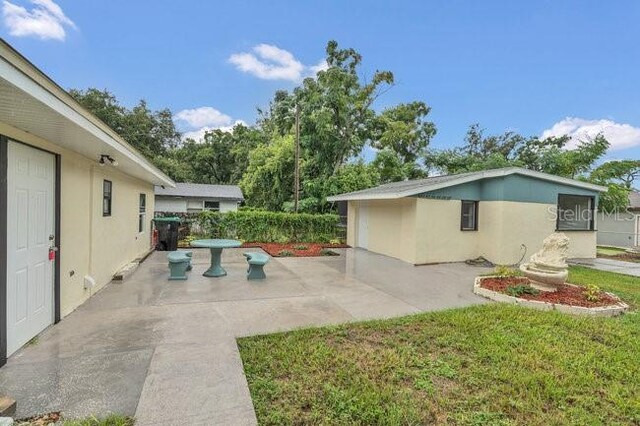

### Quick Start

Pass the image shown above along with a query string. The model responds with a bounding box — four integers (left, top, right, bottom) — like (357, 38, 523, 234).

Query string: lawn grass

(18, 414, 133, 426)
(61, 415, 134, 426)
(238, 267, 640, 425)
(597, 246, 628, 256)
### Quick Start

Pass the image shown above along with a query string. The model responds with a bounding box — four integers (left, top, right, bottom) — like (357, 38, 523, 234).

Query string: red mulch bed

(241, 242, 349, 257)
(480, 276, 622, 308)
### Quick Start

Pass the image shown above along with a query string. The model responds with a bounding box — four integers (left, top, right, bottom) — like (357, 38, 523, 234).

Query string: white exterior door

(356, 203, 369, 249)
(6, 141, 55, 356)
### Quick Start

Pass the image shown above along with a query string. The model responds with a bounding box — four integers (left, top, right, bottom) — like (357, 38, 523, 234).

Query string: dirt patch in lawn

(241, 242, 349, 257)
(480, 277, 622, 308)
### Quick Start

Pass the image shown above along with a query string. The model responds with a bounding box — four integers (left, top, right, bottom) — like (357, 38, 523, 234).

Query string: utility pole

(294, 103, 300, 213)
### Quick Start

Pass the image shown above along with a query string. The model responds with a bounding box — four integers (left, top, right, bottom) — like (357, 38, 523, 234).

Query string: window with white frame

(138, 193, 146, 233)
(204, 200, 220, 211)
(557, 194, 594, 231)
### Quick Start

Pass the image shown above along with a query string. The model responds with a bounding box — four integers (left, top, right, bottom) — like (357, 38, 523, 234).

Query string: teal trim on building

(415, 174, 600, 205)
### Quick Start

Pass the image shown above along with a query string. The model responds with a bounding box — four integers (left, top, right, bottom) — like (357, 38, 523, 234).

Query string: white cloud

(308, 59, 329, 75)
(181, 120, 246, 142)
(174, 106, 233, 129)
(229, 43, 327, 82)
(542, 117, 640, 151)
(2, 0, 76, 41)
(174, 106, 245, 142)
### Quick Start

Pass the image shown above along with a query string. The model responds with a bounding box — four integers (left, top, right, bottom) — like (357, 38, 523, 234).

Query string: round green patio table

(190, 239, 242, 277)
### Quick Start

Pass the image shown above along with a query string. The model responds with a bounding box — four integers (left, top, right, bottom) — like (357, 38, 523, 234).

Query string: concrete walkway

(570, 257, 640, 277)
(0, 248, 489, 425)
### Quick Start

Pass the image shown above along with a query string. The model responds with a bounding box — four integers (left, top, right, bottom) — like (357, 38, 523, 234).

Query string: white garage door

(6, 141, 55, 356)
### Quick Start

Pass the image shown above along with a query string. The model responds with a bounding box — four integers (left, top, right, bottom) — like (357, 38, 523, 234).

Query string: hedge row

(197, 210, 340, 243)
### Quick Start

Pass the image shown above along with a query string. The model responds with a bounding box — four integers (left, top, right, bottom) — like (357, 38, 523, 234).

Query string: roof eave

(326, 167, 607, 201)
(0, 39, 175, 187)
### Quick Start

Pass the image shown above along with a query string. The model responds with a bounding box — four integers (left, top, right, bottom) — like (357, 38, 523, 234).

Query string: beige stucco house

(0, 40, 174, 365)
(328, 168, 606, 266)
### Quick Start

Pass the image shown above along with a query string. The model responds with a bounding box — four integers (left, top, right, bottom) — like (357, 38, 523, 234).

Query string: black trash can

(153, 217, 181, 251)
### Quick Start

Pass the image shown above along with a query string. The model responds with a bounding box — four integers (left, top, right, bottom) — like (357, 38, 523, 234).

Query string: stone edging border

(473, 276, 629, 317)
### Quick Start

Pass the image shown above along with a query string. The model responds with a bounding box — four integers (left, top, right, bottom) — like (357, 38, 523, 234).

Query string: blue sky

(2, 0, 640, 160)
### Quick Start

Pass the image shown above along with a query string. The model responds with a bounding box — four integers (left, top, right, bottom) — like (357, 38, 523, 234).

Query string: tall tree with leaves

(69, 88, 181, 161)
(589, 160, 640, 212)
(240, 134, 296, 211)
(426, 123, 609, 179)
(590, 160, 640, 188)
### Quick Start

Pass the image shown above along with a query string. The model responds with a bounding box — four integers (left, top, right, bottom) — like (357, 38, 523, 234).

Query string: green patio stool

(243, 252, 270, 280)
(184, 250, 193, 271)
(167, 251, 191, 280)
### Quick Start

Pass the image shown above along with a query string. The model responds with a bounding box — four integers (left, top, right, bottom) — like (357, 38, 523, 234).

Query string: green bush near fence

(197, 210, 340, 243)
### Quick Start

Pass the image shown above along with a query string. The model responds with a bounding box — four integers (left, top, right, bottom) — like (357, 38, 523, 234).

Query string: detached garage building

(0, 40, 174, 364)
(328, 168, 605, 265)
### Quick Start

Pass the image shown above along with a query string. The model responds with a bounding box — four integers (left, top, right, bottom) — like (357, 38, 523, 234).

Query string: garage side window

(461, 200, 478, 231)
(103, 180, 112, 217)
(139, 194, 146, 233)
(557, 194, 594, 231)
(204, 201, 220, 211)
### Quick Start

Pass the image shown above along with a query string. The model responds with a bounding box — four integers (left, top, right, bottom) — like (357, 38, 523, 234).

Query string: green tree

(589, 160, 640, 212)
(258, 40, 435, 211)
(371, 148, 425, 183)
(372, 101, 436, 163)
(299, 161, 381, 213)
(69, 88, 181, 161)
(426, 124, 609, 179)
(590, 160, 640, 188)
(295, 41, 395, 177)
(240, 134, 296, 210)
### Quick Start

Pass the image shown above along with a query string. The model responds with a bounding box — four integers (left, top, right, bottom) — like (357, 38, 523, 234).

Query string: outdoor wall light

(98, 154, 118, 166)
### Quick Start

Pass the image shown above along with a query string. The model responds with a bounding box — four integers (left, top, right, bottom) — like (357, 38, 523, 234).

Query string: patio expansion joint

(144, 293, 327, 308)
(5, 344, 158, 367)
(132, 346, 157, 418)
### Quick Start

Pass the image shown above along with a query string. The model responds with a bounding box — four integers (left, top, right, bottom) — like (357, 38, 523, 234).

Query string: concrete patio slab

(215, 295, 354, 337)
(134, 341, 257, 426)
(0, 348, 152, 419)
(0, 248, 490, 424)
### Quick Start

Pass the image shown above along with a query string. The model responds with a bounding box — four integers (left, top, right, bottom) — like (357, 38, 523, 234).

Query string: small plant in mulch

(494, 265, 521, 278)
(583, 283, 601, 302)
(292, 244, 309, 250)
(278, 249, 294, 257)
(320, 248, 339, 256)
(506, 284, 540, 297)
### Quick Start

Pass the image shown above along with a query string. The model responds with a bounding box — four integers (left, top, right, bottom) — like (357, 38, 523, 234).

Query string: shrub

(320, 248, 339, 256)
(506, 285, 540, 297)
(197, 210, 340, 243)
(278, 249, 294, 257)
(583, 283, 601, 302)
(494, 265, 520, 278)
(293, 244, 309, 250)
